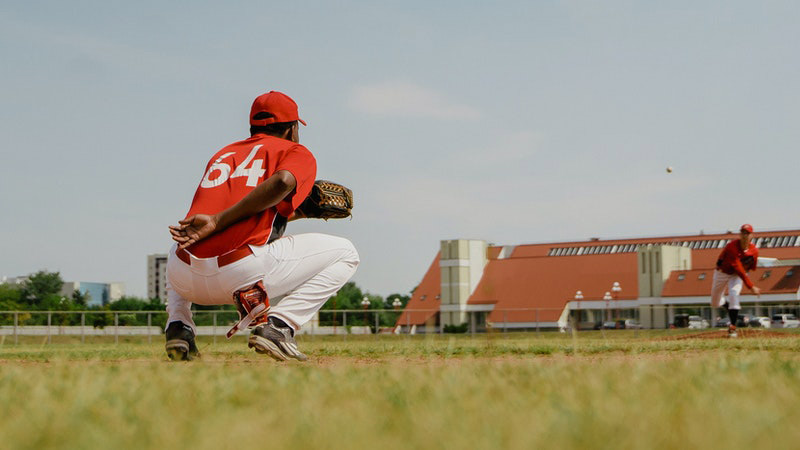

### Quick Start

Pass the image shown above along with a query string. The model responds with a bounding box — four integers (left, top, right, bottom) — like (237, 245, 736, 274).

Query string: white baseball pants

(165, 233, 359, 332)
(710, 270, 743, 310)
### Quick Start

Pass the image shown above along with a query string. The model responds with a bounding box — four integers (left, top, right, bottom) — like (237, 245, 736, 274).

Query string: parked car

(620, 319, 643, 329)
(715, 317, 731, 328)
(688, 316, 709, 329)
(736, 313, 756, 328)
(753, 316, 771, 328)
(602, 321, 618, 329)
(673, 314, 690, 328)
(771, 314, 800, 328)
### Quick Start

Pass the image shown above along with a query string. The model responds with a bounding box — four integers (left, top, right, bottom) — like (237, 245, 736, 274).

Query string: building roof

(399, 229, 800, 325)
(662, 266, 800, 297)
(396, 253, 440, 326)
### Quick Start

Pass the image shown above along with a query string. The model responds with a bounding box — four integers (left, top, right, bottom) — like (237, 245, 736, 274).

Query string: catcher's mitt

(297, 180, 353, 220)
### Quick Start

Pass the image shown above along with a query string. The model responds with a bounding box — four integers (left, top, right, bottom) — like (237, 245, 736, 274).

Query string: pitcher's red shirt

(185, 134, 316, 258)
(716, 240, 759, 289)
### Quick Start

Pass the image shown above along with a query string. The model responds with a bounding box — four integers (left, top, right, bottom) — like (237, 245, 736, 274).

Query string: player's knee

(343, 239, 360, 267)
(331, 236, 359, 267)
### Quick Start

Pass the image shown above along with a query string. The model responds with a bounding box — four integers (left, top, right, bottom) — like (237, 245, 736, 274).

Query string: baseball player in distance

(711, 224, 761, 338)
(166, 91, 359, 361)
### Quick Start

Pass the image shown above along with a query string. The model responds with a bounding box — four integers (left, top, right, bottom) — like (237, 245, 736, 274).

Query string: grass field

(2, 330, 800, 449)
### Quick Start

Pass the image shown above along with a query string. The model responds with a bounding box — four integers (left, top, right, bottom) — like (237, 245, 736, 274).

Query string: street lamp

(574, 290, 584, 329)
(392, 297, 403, 310)
(611, 282, 622, 320)
(361, 296, 370, 331)
(603, 291, 612, 321)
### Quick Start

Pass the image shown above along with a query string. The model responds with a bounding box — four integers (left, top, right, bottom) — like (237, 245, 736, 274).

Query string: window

(761, 271, 771, 280)
(717, 240, 726, 248)
(678, 274, 685, 281)
(698, 273, 706, 280)
(786, 270, 794, 278)
(789, 236, 797, 246)
(577, 247, 584, 255)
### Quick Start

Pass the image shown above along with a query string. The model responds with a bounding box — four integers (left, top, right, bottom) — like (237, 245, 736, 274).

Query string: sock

(728, 309, 739, 327)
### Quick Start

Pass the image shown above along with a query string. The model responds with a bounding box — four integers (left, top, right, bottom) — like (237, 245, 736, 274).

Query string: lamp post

(611, 282, 622, 320)
(603, 292, 612, 322)
(361, 296, 370, 333)
(392, 297, 403, 310)
(574, 290, 584, 330)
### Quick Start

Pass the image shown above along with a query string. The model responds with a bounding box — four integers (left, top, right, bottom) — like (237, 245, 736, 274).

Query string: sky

(1, 1, 799, 298)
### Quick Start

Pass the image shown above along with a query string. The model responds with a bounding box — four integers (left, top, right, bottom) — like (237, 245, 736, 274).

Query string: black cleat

(248, 317, 307, 362)
(165, 321, 200, 361)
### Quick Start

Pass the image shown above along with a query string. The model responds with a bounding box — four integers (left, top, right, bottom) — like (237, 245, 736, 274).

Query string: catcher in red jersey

(165, 91, 359, 361)
(711, 224, 761, 338)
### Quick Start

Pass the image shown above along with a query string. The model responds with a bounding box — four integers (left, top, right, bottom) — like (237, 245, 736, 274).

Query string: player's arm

(730, 256, 761, 296)
(170, 170, 297, 249)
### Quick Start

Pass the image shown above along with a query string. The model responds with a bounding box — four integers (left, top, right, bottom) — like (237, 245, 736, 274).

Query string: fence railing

(1, 304, 798, 344)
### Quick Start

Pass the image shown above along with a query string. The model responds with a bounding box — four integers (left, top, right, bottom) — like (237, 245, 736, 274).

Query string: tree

(71, 289, 89, 307)
(20, 271, 64, 307)
(0, 283, 22, 310)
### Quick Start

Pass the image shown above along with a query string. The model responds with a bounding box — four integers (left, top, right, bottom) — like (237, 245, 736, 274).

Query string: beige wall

(440, 239, 487, 326)
(637, 245, 691, 297)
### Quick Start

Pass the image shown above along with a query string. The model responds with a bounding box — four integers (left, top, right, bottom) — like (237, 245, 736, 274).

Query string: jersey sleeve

(731, 257, 754, 289)
(275, 144, 317, 217)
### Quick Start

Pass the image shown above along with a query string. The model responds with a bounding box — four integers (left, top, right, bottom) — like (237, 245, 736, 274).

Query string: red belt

(176, 246, 254, 268)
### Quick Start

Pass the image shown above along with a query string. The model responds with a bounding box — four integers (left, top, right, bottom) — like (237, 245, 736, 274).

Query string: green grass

(2, 331, 800, 449)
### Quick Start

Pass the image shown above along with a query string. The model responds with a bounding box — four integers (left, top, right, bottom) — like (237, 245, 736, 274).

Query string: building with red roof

(396, 229, 800, 332)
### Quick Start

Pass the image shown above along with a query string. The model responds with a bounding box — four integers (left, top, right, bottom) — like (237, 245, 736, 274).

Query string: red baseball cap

(249, 91, 307, 126)
(740, 224, 753, 233)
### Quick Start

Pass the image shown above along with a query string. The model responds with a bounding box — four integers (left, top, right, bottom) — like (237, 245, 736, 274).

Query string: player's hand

(169, 214, 218, 249)
(751, 286, 761, 297)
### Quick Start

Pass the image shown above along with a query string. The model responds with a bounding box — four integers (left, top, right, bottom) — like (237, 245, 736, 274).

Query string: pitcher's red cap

(740, 224, 753, 233)
(250, 91, 306, 126)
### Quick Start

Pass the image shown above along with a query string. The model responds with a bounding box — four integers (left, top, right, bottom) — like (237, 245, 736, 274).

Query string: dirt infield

(659, 329, 799, 341)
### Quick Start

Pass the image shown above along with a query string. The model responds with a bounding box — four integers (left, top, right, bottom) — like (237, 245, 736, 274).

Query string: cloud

(349, 81, 481, 120)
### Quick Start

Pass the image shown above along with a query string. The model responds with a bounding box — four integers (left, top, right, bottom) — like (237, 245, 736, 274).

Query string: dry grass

(1, 331, 800, 449)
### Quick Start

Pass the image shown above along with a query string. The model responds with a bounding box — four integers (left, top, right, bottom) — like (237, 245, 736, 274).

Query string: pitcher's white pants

(166, 233, 359, 332)
(710, 270, 743, 310)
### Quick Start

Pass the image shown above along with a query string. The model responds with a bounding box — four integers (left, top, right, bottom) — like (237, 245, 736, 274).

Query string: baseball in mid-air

(666, 166, 673, 173)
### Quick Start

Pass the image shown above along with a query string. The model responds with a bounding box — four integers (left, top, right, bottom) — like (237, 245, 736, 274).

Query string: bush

(443, 323, 469, 333)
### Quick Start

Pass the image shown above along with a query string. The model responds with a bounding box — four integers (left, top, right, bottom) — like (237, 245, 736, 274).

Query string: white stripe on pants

(166, 233, 359, 332)
(710, 270, 743, 310)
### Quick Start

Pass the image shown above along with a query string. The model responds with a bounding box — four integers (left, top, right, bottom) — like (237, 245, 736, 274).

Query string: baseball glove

(296, 180, 354, 220)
